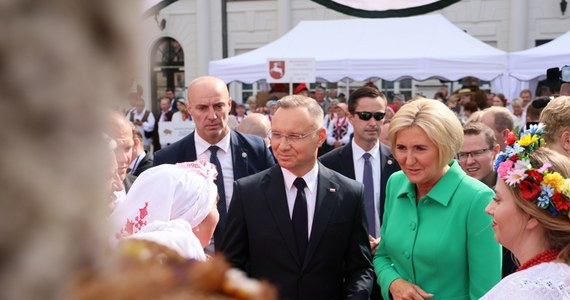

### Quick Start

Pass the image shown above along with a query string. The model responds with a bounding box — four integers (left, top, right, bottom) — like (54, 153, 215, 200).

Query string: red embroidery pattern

(115, 202, 149, 239)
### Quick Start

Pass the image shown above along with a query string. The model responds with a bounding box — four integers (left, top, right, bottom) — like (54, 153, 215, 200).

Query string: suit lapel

(303, 164, 338, 270)
(178, 132, 197, 162)
(229, 130, 248, 179)
(339, 144, 356, 179)
(265, 166, 302, 267)
(379, 143, 397, 223)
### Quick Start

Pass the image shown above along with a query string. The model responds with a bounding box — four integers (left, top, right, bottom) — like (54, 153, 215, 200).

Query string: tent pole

(289, 81, 293, 95)
(345, 79, 349, 100)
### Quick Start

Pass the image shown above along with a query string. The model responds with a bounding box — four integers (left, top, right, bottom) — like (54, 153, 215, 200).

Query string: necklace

(516, 249, 559, 272)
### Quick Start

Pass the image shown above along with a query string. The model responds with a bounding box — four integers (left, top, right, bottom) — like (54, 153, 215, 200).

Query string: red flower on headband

(552, 193, 570, 212)
(518, 180, 541, 201)
(506, 132, 517, 146)
(526, 170, 543, 183)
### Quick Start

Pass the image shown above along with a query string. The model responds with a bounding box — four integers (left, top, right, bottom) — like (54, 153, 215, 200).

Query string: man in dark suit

(319, 87, 400, 299)
(165, 88, 178, 113)
(222, 95, 373, 300)
(154, 76, 275, 249)
(129, 125, 154, 177)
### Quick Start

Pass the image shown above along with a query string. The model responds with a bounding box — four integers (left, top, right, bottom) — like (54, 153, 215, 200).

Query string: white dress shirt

(351, 139, 381, 237)
(194, 131, 234, 210)
(128, 152, 146, 175)
(281, 163, 319, 238)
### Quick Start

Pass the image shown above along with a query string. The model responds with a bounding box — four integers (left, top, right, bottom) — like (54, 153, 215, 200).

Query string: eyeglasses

(268, 128, 320, 143)
(354, 111, 385, 121)
(457, 148, 492, 161)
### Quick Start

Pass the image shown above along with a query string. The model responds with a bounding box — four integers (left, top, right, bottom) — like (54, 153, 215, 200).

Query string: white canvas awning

(504, 31, 570, 100)
(209, 14, 508, 85)
(509, 31, 570, 81)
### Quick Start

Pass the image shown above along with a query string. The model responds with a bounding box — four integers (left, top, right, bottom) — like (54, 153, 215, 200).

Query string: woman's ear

(560, 130, 570, 152)
(526, 216, 540, 231)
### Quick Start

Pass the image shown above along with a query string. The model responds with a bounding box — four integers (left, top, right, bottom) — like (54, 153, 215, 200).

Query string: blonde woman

(374, 99, 501, 299)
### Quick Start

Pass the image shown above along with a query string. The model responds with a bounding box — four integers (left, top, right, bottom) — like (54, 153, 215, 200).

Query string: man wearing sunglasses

(319, 86, 400, 299)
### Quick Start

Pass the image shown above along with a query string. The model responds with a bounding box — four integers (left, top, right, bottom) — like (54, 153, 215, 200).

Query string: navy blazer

(222, 164, 374, 300)
(319, 142, 400, 225)
(153, 130, 275, 181)
(132, 152, 154, 177)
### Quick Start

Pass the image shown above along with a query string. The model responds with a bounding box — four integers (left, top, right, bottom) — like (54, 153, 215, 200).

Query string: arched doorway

(150, 37, 185, 114)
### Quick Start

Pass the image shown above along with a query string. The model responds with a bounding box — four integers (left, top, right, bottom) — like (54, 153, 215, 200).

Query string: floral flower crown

(494, 124, 570, 218)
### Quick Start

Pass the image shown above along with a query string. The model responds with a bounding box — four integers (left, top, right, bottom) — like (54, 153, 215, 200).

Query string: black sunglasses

(354, 111, 385, 121)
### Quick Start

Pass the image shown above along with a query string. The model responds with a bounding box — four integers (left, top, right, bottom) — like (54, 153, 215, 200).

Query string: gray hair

(276, 95, 324, 129)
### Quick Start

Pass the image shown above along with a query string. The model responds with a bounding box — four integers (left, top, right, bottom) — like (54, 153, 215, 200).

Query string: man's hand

(389, 278, 433, 300)
(368, 235, 380, 256)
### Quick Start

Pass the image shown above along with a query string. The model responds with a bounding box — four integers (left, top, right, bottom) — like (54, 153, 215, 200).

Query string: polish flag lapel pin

(329, 188, 336, 193)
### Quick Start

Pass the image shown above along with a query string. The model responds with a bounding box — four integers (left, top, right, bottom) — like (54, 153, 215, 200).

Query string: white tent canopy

(506, 31, 570, 100)
(209, 14, 507, 85)
(509, 31, 570, 81)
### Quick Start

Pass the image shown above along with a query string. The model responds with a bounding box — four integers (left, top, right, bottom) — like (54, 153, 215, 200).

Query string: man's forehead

(356, 96, 385, 108)
(462, 133, 487, 148)
(190, 95, 229, 105)
(115, 138, 133, 145)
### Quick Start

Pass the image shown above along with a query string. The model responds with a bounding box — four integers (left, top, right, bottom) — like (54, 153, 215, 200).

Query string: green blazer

(374, 161, 501, 299)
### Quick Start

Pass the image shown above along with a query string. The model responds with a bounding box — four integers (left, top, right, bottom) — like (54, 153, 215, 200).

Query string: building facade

(138, 0, 570, 109)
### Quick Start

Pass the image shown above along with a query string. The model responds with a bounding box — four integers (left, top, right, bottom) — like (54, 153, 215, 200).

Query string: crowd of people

(9, 2, 569, 299)
(99, 72, 570, 300)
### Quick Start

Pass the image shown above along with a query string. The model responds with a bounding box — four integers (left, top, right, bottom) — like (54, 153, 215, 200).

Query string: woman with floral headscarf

(482, 124, 570, 299)
(110, 159, 219, 261)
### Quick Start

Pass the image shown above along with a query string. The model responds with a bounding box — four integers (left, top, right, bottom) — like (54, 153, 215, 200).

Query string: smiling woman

(374, 99, 501, 300)
(481, 126, 570, 299)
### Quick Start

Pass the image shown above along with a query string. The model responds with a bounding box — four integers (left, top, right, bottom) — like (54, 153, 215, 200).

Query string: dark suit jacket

(132, 152, 154, 177)
(123, 174, 137, 193)
(222, 164, 374, 300)
(152, 111, 173, 152)
(319, 142, 400, 225)
(153, 130, 275, 178)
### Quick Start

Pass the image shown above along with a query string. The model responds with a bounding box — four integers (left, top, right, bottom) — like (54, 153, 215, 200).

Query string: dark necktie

(363, 153, 376, 237)
(209, 145, 227, 247)
(292, 177, 308, 262)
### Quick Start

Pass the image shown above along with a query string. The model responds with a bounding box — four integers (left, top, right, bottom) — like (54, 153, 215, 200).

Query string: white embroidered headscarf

(109, 159, 218, 260)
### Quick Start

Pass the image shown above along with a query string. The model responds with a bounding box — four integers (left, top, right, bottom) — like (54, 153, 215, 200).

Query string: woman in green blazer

(374, 99, 501, 300)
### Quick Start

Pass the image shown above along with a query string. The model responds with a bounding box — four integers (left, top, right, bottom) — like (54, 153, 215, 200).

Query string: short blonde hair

(389, 99, 463, 168)
(540, 96, 570, 144)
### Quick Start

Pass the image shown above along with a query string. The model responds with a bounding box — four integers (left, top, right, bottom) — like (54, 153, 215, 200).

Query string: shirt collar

(395, 160, 466, 206)
(281, 162, 319, 193)
(352, 139, 380, 160)
(128, 152, 146, 169)
(195, 130, 231, 156)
